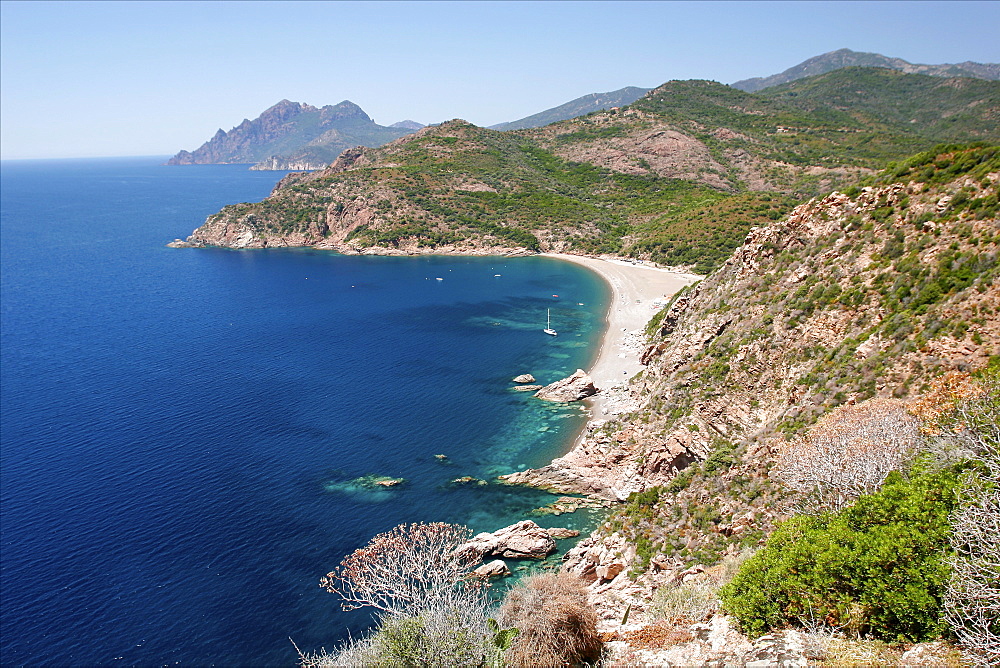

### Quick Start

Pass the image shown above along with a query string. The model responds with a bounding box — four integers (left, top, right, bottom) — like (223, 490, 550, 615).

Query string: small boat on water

(544, 309, 557, 336)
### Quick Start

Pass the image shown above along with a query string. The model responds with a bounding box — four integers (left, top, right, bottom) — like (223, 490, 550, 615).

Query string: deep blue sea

(0, 157, 609, 666)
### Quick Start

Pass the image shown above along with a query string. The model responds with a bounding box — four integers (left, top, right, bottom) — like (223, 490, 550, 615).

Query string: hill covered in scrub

(174, 70, 1000, 274)
(489, 86, 652, 131)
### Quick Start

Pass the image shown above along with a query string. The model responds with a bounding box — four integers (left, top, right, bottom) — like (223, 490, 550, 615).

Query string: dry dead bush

(934, 373, 1000, 667)
(649, 578, 717, 624)
(612, 622, 694, 650)
(319, 522, 482, 615)
(498, 572, 601, 668)
(772, 397, 920, 514)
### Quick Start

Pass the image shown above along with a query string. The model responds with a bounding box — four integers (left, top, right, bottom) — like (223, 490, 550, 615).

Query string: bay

(0, 157, 609, 666)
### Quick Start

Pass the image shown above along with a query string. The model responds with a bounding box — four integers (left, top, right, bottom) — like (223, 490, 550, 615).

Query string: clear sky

(2, 0, 998, 160)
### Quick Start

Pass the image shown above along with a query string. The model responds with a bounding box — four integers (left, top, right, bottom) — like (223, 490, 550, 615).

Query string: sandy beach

(543, 254, 700, 412)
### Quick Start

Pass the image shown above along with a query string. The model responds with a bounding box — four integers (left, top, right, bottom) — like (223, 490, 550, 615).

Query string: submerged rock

(512, 384, 544, 392)
(535, 369, 598, 402)
(450, 476, 488, 486)
(351, 474, 406, 488)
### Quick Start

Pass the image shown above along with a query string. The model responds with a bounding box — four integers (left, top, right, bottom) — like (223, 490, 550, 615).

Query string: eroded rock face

(499, 418, 697, 500)
(535, 369, 598, 402)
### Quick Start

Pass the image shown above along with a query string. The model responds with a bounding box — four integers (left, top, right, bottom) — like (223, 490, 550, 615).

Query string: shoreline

(542, 254, 700, 416)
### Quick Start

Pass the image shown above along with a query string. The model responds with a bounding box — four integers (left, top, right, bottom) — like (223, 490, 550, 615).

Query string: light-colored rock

(472, 559, 511, 579)
(899, 641, 961, 666)
(745, 630, 808, 667)
(457, 520, 557, 561)
(545, 527, 580, 539)
(512, 374, 536, 383)
(596, 562, 625, 581)
(450, 476, 487, 486)
(534, 369, 598, 402)
(512, 384, 543, 392)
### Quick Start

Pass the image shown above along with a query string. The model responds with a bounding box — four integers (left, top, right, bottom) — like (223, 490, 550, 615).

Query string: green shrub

(720, 465, 963, 642)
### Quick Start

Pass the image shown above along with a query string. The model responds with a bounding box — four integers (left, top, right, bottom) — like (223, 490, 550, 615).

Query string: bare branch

(941, 372, 1000, 667)
(772, 398, 920, 515)
(320, 522, 484, 615)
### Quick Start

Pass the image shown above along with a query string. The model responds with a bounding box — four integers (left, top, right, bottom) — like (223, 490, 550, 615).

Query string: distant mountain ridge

(390, 120, 426, 130)
(732, 48, 1000, 92)
(169, 49, 999, 172)
(489, 86, 652, 131)
(167, 99, 413, 170)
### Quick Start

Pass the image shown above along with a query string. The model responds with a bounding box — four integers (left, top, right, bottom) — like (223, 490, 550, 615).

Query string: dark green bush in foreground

(720, 465, 963, 642)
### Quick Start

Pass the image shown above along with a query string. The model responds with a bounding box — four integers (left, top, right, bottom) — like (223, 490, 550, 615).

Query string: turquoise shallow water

(0, 157, 610, 666)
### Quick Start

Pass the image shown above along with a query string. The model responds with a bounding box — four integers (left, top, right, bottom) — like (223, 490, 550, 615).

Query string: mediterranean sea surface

(0, 157, 609, 666)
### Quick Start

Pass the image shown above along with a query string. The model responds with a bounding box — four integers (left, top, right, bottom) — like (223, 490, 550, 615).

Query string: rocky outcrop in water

(456, 520, 562, 561)
(534, 369, 598, 402)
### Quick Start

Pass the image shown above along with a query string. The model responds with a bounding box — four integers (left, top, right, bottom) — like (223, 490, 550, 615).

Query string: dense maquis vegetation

(761, 68, 1000, 144)
(720, 464, 963, 641)
(193, 69, 1000, 273)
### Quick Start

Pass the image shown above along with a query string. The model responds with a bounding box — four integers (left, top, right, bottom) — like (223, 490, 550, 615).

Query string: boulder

(512, 385, 543, 392)
(596, 562, 625, 581)
(512, 374, 536, 383)
(534, 369, 598, 402)
(546, 527, 580, 539)
(473, 559, 511, 579)
(457, 520, 557, 560)
(492, 520, 558, 558)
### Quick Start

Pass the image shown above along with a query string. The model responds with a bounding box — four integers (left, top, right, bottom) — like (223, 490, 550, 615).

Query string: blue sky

(2, 0, 998, 159)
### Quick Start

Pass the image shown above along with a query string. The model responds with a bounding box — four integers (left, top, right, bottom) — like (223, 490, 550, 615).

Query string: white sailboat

(544, 309, 557, 336)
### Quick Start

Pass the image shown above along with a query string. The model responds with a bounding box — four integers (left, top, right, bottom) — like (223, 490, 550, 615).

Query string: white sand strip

(543, 254, 700, 412)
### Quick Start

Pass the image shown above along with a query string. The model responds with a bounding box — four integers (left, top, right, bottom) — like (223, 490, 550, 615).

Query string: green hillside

(182, 70, 1000, 274)
(760, 67, 1000, 143)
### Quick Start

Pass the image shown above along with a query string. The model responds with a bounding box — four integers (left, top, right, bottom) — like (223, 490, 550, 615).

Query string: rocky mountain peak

(166, 98, 413, 167)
